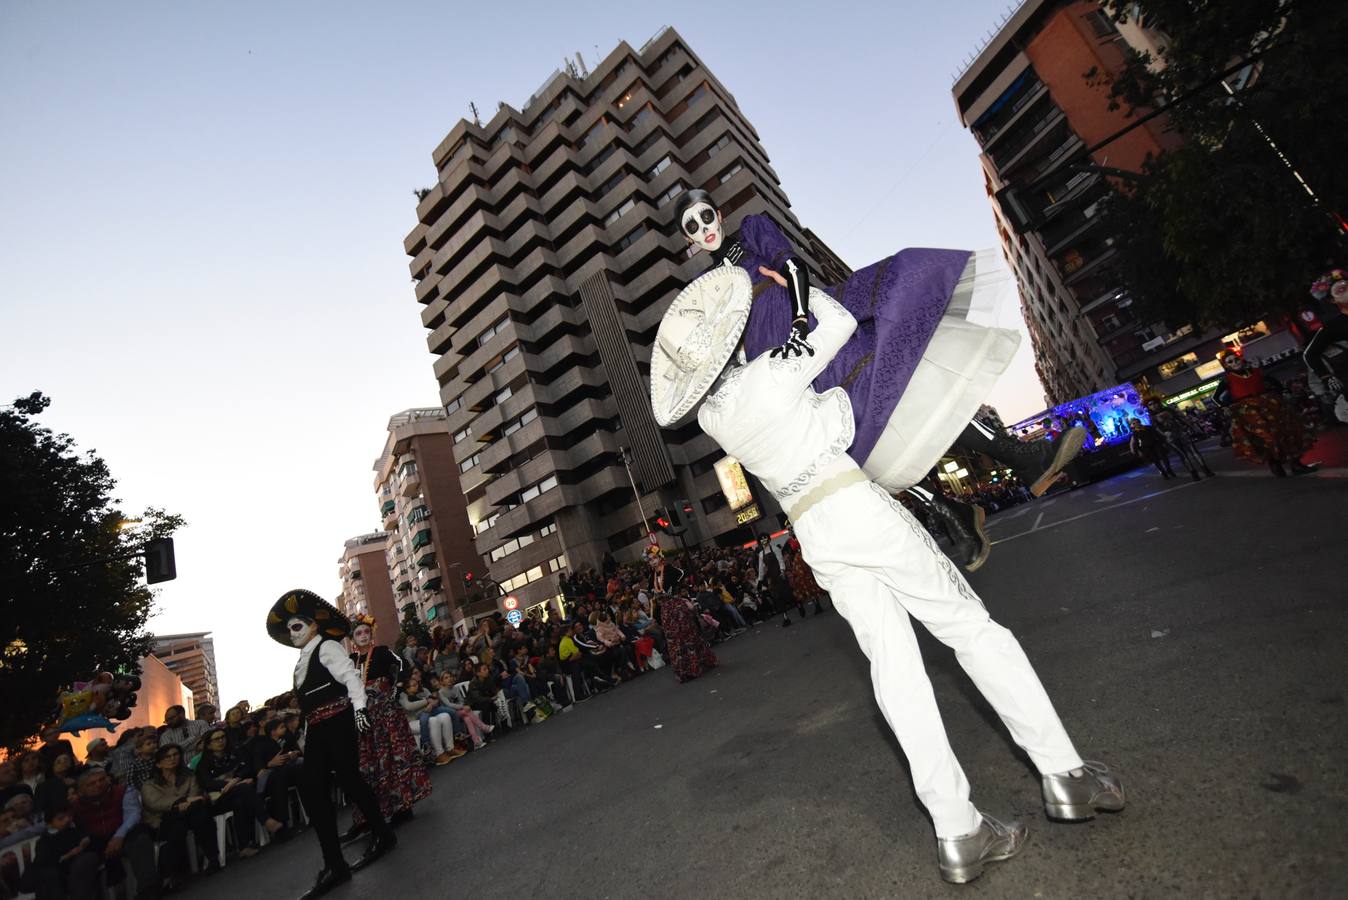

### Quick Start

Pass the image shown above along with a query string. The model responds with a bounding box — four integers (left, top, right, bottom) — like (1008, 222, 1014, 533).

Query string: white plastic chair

(4, 834, 39, 900)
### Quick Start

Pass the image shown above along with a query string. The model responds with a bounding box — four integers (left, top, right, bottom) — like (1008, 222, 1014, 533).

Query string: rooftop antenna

(469, 101, 481, 127)
(564, 58, 579, 79)
(575, 51, 590, 78)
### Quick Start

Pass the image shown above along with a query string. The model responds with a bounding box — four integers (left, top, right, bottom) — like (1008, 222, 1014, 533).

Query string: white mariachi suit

(697, 289, 1084, 838)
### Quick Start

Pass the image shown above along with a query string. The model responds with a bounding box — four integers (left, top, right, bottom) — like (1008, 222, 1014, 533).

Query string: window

(478, 316, 508, 346)
(604, 197, 637, 226)
(444, 397, 462, 416)
(584, 144, 617, 174)
(597, 170, 625, 196)
(706, 134, 731, 157)
(685, 83, 708, 107)
(486, 345, 520, 375)
(646, 155, 672, 179)
(656, 181, 684, 206)
(495, 385, 513, 405)
(520, 473, 559, 504)
(626, 104, 654, 131)
(502, 407, 538, 437)
(633, 132, 662, 157)
(615, 224, 647, 252)
(539, 521, 557, 537)
(718, 163, 744, 185)
(692, 110, 717, 133)
(547, 554, 567, 574)
(453, 426, 472, 444)
(577, 118, 607, 148)
(458, 453, 480, 474)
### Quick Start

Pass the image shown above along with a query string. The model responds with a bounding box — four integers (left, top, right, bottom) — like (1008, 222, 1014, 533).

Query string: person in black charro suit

(266, 589, 397, 899)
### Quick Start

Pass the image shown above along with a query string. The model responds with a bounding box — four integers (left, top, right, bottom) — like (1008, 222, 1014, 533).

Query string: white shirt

(698, 290, 858, 502)
(293, 634, 368, 711)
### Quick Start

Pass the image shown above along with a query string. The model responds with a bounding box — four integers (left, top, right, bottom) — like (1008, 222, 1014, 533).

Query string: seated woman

(398, 670, 463, 765)
(432, 673, 494, 749)
(593, 612, 639, 675)
(139, 745, 219, 890)
(196, 727, 282, 856)
(33, 753, 79, 815)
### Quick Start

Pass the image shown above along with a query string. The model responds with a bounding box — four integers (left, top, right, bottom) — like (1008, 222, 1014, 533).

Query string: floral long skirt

(660, 601, 717, 683)
(788, 554, 824, 606)
(1229, 395, 1315, 464)
(352, 680, 431, 825)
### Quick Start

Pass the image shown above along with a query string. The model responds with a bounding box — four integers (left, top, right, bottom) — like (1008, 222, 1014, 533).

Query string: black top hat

(266, 589, 351, 646)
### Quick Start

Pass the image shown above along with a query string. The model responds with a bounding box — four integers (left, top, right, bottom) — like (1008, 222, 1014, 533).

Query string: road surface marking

(990, 480, 1202, 546)
(1031, 512, 1045, 531)
(1094, 492, 1123, 503)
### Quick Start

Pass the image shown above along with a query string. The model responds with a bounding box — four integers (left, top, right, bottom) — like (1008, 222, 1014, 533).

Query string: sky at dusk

(0, 0, 1044, 705)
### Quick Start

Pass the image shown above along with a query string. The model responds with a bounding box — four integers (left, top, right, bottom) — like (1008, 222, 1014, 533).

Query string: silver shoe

(1042, 760, 1125, 821)
(937, 814, 1028, 884)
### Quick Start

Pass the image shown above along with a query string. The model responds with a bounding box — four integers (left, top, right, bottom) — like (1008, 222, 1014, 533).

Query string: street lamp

(618, 447, 651, 534)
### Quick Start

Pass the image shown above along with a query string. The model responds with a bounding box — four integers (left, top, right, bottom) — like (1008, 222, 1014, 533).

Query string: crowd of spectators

(0, 536, 825, 899)
(1, 700, 309, 899)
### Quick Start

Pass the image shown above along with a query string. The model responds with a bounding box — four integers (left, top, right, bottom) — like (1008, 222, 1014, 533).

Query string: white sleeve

(318, 641, 368, 711)
(773, 288, 856, 391)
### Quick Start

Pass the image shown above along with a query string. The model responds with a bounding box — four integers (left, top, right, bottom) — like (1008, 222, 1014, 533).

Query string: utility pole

(618, 447, 650, 533)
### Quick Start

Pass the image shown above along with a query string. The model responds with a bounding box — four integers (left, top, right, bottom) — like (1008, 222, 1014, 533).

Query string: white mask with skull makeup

(681, 201, 723, 252)
(286, 616, 318, 648)
(352, 624, 373, 649)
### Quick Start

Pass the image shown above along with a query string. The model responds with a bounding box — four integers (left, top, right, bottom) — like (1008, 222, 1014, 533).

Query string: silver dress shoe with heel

(1041, 760, 1125, 821)
(937, 814, 1028, 884)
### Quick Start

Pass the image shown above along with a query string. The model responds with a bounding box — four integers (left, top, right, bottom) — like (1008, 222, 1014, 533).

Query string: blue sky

(0, 0, 1042, 705)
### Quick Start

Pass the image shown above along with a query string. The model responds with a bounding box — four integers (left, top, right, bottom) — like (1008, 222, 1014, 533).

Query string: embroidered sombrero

(266, 588, 351, 646)
(650, 265, 753, 427)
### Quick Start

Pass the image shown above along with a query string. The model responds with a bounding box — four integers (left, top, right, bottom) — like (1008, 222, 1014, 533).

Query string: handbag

(647, 650, 666, 670)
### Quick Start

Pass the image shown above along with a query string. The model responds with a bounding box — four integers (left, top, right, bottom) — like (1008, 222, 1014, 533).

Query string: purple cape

(736, 215, 972, 464)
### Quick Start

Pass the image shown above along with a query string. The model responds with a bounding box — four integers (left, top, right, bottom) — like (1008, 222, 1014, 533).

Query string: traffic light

(654, 511, 672, 533)
(144, 537, 176, 585)
(463, 572, 475, 591)
(680, 498, 694, 517)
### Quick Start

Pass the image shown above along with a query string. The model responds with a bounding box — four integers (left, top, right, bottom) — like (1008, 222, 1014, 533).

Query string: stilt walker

(266, 590, 397, 899)
(672, 190, 1085, 573)
(652, 265, 1124, 884)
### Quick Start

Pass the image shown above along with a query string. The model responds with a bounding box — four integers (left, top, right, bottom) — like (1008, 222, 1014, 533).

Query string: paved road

(192, 442, 1348, 899)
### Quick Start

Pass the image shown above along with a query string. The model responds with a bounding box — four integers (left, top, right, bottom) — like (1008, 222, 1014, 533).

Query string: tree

(0, 393, 183, 748)
(1094, 0, 1348, 326)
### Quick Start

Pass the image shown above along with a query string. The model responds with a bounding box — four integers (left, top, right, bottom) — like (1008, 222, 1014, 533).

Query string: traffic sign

(503, 596, 519, 611)
(506, 609, 523, 626)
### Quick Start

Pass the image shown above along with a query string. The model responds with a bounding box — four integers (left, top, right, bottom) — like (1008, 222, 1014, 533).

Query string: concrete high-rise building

(953, 0, 1201, 405)
(402, 26, 849, 611)
(372, 407, 484, 632)
(150, 632, 219, 711)
(334, 532, 400, 647)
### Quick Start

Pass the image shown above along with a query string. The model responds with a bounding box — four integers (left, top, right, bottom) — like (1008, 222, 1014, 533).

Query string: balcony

(410, 527, 433, 552)
(381, 502, 399, 531)
(406, 505, 431, 527)
(398, 462, 420, 496)
(416, 550, 437, 570)
(989, 108, 1065, 176)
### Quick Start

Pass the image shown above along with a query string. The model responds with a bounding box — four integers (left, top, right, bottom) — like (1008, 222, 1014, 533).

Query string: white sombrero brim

(650, 266, 753, 427)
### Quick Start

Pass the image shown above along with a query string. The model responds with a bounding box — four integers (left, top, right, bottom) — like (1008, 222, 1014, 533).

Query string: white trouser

(427, 712, 454, 754)
(795, 479, 1083, 838)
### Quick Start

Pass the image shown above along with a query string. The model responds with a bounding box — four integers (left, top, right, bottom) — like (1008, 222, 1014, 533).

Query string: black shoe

(202, 859, 222, 876)
(1203, 468, 1216, 477)
(1270, 461, 1288, 477)
(962, 422, 1087, 497)
(272, 825, 296, 844)
(350, 831, 397, 873)
(1290, 460, 1318, 475)
(924, 491, 990, 571)
(389, 809, 414, 827)
(781, 615, 792, 627)
(298, 866, 351, 900)
(340, 821, 370, 844)
(1190, 470, 1202, 482)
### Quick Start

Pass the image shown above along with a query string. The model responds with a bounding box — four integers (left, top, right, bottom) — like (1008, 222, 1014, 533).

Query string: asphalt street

(189, 440, 1348, 900)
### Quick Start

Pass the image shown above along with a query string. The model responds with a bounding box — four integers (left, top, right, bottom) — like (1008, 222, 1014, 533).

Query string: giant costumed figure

(651, 207, 1121, 883)
(266, 590, 397, 899)
(667, 192, 1085, 570)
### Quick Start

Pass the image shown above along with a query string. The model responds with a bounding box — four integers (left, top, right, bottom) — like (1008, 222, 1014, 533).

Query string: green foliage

(0, 393, 184, 748)
(1095, 0, 1348, 326)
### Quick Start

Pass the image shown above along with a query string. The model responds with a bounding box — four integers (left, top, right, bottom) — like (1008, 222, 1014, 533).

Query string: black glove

(770, 318, 815, 359)
(354, 709, 372, 734)
(1325, 375, 1344, 395)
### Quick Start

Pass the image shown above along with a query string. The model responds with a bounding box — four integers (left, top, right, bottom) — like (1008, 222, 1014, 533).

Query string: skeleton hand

(354, 709, 372, 734)
(1325, 375, 1344, 395)
(769, 319, 815, 359)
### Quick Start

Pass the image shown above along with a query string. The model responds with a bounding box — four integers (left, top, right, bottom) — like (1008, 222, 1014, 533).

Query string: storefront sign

(734, 503, 761, 525)
(714, 456, 755, 511)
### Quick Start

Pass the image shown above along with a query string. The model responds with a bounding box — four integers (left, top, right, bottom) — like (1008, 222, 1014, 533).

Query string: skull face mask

(351, 624, 373, 649)
(286, 616, 318, 648)
(681, 201, 723, 252)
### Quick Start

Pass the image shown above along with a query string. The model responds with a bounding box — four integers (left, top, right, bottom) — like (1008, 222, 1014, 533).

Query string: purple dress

(734, 215, 972, 465)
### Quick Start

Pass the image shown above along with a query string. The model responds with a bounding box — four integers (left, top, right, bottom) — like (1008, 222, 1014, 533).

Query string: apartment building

(953, 0, 1202, 404)
(150, 632, 219, 712)
(334, 532, 401, 647)
(372, 408, 484, 630)
(402, 27, 849, 611)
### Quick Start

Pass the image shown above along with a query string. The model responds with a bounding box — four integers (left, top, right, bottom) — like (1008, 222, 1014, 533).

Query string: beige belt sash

(783, 469, 869, 521)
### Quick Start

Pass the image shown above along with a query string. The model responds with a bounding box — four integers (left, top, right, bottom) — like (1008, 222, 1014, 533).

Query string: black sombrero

(266, 588, 351, 646)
